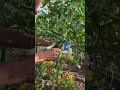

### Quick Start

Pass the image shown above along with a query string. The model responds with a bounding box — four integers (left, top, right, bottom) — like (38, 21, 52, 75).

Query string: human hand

(35, 48, 59, 62)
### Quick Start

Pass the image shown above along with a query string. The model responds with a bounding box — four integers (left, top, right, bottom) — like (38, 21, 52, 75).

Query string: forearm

(35, 52, 44, 62)
(0, 27, 51, 48)
(35, 38, 52, 46)
(0, 28, 34, 49)
(35, 0, 42, 9)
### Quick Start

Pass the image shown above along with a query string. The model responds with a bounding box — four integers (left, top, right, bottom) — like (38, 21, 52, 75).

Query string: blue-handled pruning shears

(63, 41, 71, 51)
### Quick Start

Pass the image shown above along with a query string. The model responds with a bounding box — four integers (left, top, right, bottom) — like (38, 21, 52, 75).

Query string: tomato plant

(35, 49, 82, 90)
(35, 0, 85, 52)
(35, 0, 85, 89)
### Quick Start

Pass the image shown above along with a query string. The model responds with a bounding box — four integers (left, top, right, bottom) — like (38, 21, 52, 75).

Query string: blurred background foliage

(86, 0, 120, 88)
(0, 0, 34, 35)
(0, 0, 35, 89)
(35, 1, 85, 89)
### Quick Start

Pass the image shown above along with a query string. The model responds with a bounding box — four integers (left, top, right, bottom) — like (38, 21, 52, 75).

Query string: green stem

(51, 52, 62, 90)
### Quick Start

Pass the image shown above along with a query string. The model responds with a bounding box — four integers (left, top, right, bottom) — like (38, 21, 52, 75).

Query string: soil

(42, 63, 85, 90)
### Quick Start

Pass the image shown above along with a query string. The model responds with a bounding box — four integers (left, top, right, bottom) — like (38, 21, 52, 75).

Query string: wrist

(35, 52, 46, 62)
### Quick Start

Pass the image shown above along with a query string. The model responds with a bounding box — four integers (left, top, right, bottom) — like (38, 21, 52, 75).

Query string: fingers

(50, 48, 60, 54)
(35, 59, 44, 62)
(46, 56, 57, 60)
(35, 48, 60, 62)
(48, 48, 59, 57)
(45, 48, 59, 61)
